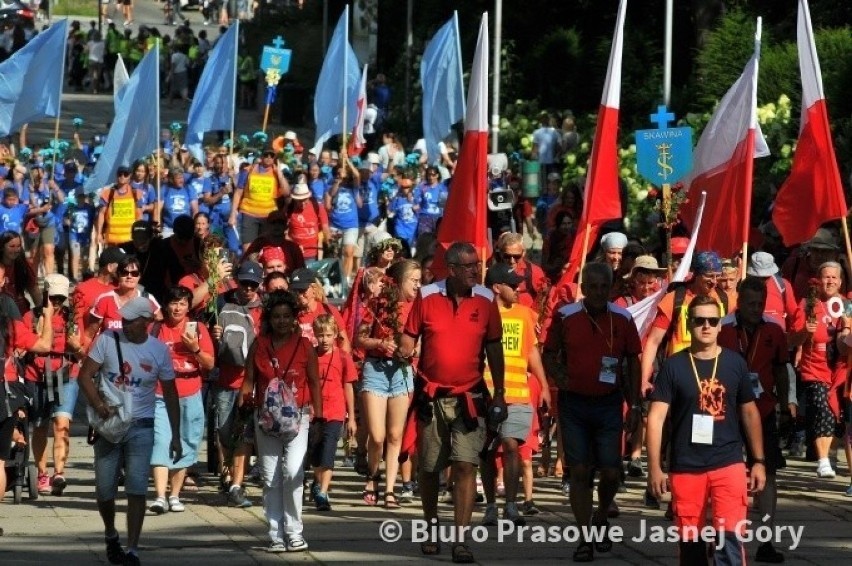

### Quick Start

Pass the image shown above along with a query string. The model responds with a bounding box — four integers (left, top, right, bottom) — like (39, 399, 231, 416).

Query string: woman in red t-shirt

(241, 291, 322, 552)
(355, 259, 422, 508)
(790, 262, 848, 478)
(148, 286, 215, 514)
(0, 231, 40, 316)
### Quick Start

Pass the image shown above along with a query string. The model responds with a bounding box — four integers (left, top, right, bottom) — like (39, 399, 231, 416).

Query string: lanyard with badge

(737, 326, 764, 399)
(688, 351, 718, 445)
(584, 303, 617, 385)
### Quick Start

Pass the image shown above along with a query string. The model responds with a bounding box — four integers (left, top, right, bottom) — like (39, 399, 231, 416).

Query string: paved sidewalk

(1, 418, 851, 565)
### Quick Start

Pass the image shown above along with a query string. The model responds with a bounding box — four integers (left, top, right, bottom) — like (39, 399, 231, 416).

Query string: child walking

(310, 315, 358, 511)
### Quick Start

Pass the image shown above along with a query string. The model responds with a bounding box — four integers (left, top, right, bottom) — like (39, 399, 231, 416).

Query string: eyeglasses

(120, 269, 140, 277)
(117, 172, 130, 178)
(501, 253, 523, 262)
(239, 280, 259, 290)
(450, 262, 480, 271)
(690, 316, 720, 327)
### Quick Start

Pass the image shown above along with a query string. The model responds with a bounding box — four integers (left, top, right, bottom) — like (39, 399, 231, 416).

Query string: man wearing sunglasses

(495, 232, 548, 311)
(229, 149, 290, 253)
(542, 262, 641, 562)
(647, 294, 766, 566)
(95, 165, 145, 247)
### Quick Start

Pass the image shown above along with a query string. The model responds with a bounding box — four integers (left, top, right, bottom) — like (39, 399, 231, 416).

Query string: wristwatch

(752, 458, 766, 465)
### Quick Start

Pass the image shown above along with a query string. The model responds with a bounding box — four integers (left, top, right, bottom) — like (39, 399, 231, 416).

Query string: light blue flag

(85, 47, 160, 192)
(0, 19, 68, 136)
(313, 6, 361, 152)
(186, 22, 239, 162)
(421, 13, 465, 165)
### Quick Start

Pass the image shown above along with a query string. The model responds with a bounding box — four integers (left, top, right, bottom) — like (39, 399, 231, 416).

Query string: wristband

(752, 458, 766, 465)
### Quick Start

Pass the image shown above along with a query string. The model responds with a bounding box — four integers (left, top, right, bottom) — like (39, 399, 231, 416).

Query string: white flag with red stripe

(432, 13, 489, 278)
(555, 0, 625, 288)
(679, 20, 769, 258)
(771, 0, 846, 246)
(348, 64, 369, 157)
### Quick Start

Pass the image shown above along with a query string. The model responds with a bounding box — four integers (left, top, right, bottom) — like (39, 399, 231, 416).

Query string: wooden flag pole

(577, 222, 593, 288)
(50, 116, 61, 183)
(662, 182, 673, 280)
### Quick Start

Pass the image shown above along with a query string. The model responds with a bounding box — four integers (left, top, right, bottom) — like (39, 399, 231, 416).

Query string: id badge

(749, 372, 764, 398)
(691, 414, 714, 445)
(599, 356, 618, 384)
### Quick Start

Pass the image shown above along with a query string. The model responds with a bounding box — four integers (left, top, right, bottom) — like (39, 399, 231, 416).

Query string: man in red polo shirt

(542, 262, 641, 562)
(399, 241, 505, 564)
(718, 277, 788, 564)
(494, 232, 549, 310)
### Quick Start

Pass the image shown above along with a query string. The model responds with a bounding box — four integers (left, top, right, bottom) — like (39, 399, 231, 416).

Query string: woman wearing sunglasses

(84, 254, 162, 349)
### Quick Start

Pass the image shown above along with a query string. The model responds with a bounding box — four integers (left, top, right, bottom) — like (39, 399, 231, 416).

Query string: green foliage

(52, 0, 98, 17)
(527, 29, 585, 110)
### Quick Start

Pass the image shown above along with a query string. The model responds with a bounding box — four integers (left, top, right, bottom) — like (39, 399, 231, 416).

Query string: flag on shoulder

(186, 22, 239, 162)
(772, 0, 846, 247)
(0, 19, 68, 136)
(559, 0, 626, 286)
(313, 6, 360, 153)
(421, 12, 465, 166)
(85, 46, 160, 192)
(680, 20, 769, 258)
(431, 12, 489, 279)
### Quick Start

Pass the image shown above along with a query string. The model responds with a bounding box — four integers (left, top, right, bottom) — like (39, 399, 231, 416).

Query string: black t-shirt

(651, 347, 755, 472)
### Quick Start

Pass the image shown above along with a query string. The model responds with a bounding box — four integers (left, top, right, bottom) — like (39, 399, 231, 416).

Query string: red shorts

(670, 462, 748, 538)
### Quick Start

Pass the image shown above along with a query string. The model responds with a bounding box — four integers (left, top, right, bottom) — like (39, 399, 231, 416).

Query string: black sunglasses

(690, 316, 720, 327)
(501, 253, 523, 261)
(239, 280, 259, 289)
(120, 269, 140, 277)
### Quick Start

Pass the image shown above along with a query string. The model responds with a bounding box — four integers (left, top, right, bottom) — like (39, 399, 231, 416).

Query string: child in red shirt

(309, 314, 357, 511)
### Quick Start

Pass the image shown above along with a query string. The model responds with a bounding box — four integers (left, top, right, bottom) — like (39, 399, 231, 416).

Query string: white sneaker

(817, 464, 836, 479)
(168, 496, 185, 512)
(482, 504, 498, 526)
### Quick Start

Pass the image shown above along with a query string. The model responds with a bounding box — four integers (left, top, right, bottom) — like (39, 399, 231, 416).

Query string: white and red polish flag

(348, 63, 369, 157)
(772, 0, 847, 247)
(431, 13, 490, 279)
(679, 20, 769, 258)
(556, 0, 626, 288)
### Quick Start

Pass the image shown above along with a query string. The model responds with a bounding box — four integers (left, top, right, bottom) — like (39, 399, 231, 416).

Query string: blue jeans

(94, 420, 155, 500)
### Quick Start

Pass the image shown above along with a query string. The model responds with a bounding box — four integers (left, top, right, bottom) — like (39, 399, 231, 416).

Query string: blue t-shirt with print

(329, 186, 360, 230)
(0, 203, 29, 234)
(161, 184, 197, 228)
(416, 183, 447, 218)
(358, 178, 381, 226)
(389, 195, 417, 244)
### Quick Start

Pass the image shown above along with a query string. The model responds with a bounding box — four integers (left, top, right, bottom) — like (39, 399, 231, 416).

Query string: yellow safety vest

(240, 167, 278, 218)
(104, 188, 139, 245)
(485, 303, 536, 405)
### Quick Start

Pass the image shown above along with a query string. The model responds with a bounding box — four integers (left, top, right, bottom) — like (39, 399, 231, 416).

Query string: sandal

(420, 540, 441, 556)
(362, 473, 381, 506)
(572, 541, 594, 562)
(593, 518, 613, 553)
(451, 543, 475, 564)
(183, 476, 199, 492)
(384, 492, 401, 509)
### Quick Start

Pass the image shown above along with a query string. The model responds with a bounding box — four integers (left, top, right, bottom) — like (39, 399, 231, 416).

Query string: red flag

(555, 0, 626, 289)
(347, 64, 368, 157)
(680, 23, 768, 258)
(772, 0, 846, 247)
(431, 13, 489, 279)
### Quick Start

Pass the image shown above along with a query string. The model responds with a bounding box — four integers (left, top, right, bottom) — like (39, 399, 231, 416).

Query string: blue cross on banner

(260, 36, 292, 75)
(635, 105, 693, 187)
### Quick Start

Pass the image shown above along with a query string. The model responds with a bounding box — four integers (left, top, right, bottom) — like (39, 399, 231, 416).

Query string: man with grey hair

(399, 241, 506, 563)
(543, 262, 641, 562)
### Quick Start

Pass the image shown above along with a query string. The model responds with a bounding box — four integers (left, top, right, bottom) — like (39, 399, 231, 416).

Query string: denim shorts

(214, 386, 239, 441)
(94, 420, 155, 500)
(361, 358, 413, 398)
(52, 378, 80, 421)
(150, 392, 205, 469)
(557, 390, 623, 469)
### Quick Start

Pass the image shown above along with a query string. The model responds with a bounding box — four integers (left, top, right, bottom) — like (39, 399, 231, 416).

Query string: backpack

(257, 341, 301, 440)
(217, 303, 257, 366)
